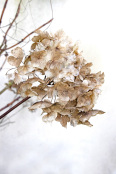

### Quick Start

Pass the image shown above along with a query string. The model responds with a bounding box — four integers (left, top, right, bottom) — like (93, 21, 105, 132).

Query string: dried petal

(55, 113, 70, 127)
(11, 47, 24, 59)
(82, 121, 93, 127)
(25, 89, 37, 96)
(31, 43, 37, 50)
(26, 77, 44, 84)
(7, 56, 22, 67)
(14, 72, 21, 85)
(42, 112, 57, 122)
(50, 103, 63, 113)
(18, 83, 32, 94)
(59, 109, 71, 116)
(79, 109, 105, 123)
(29, 101, 52, 110)
(8, 47, 24, 67)
(17, 65, 29, 75)
(32, 36, 41, 42)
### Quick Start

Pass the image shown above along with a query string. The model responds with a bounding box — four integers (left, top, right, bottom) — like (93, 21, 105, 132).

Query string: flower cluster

(7, 30, 104, 127)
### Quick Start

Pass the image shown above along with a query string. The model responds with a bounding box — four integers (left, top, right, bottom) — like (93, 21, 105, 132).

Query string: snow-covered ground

(0, 0, 116, 174)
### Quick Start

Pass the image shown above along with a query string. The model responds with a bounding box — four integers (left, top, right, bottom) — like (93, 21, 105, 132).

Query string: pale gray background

(0, 0, 116, 174)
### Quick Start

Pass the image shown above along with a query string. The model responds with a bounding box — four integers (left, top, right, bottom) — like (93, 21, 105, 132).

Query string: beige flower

(7, 30, 105, 127)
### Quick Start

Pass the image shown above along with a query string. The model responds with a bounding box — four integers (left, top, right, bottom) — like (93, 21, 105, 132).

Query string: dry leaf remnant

(7, 30, 104, 127)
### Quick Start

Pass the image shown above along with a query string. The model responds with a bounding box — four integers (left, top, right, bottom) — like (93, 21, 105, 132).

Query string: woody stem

(0, 96, 30, 120)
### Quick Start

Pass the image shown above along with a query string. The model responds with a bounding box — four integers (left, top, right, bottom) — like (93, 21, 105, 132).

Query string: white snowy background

(0, 0, 116, 174)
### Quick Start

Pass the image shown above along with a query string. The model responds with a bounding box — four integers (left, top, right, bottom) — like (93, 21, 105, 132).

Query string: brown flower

(7, 30, 105, 127)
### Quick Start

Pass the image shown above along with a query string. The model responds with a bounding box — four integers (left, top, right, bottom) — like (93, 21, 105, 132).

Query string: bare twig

(0, 58, 6, 71)
(0, 96, 30, 120)
(2, 18, 53, 51)
(0, 0, 8, 26)
(0, 0, 22, 49)
(0, 96, 21, 112)
(44, 0, 53, 31)
(0, 52, 8, 71)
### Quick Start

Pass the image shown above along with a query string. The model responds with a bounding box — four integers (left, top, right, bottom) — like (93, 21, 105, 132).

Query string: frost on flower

(7, 30, 105, 127)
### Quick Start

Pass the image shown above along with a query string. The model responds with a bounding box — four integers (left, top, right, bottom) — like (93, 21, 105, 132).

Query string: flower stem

(0, 96, 30, 120)
(0, 96, 21, 112)
(0, 86, 8, 95)
(0, 80, 14, 95)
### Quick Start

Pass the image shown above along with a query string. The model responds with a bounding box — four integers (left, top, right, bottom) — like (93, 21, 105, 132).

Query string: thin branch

(0, 96, 30, 120)
(0, 106, 23, 127)
(0, 0, 22, 49)
(1, 27, 19, 42)
(0, 96, 21, 112)
(0, 58, 6, 71)
(2, 18, 53, 51)
(0, 0, 30, 29)
(0, 0, 8, 26)
(0, 52, 8, 71)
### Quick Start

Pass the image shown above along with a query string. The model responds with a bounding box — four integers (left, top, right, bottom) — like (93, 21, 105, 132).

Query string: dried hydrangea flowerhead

(7, 30, 105, 127)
